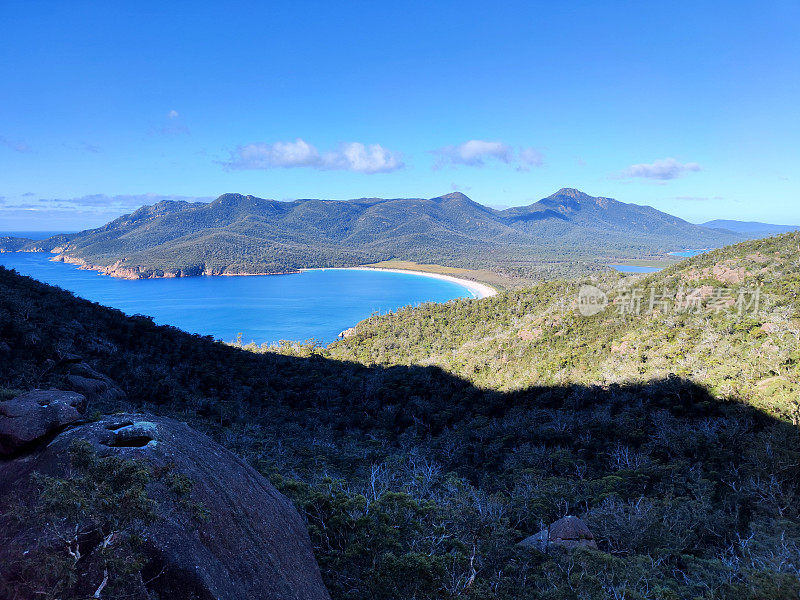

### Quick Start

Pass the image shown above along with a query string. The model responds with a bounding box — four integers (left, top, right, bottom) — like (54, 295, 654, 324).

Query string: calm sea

(668, 249, 711, 257)
(609, 249, 708, 273)
(0, 252, 472, 345)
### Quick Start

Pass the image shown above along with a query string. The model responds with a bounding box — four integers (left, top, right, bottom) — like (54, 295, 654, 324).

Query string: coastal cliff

(51, 253, 302, 279)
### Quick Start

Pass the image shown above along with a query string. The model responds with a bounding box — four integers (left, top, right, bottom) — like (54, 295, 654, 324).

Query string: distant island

(1, 188, 746, 284)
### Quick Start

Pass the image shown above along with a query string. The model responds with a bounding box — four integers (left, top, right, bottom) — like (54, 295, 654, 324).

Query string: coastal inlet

(0, 253, 485, 345)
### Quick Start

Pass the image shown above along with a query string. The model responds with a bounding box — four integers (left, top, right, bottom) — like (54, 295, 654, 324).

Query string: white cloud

(518, 147, 544, 170)
(168, 109, 179, 119)
(434, 140, 544, 170)
(230, 139, 320, 169)
(226, 138, 404, 173)
(619, 157, 701, 180)
(322, 142, 404, 174)
(434, 140, 512, 167)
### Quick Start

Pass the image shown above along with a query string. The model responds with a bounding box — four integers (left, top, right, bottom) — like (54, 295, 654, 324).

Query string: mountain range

(1, 188, 745, 280)
(701, 219, 800, 235)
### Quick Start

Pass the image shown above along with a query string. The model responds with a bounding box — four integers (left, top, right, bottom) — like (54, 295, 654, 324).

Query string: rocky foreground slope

(0, 393, 329, 600)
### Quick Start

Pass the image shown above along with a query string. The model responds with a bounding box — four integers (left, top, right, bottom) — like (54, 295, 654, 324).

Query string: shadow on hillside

(2, 264, 797, 483)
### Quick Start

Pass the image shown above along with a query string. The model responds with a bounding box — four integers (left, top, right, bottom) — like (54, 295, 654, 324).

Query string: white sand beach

(302, 267, 497, 299)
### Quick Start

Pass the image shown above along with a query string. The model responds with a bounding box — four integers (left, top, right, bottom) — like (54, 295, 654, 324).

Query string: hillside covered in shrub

(1, 232, 799, 599)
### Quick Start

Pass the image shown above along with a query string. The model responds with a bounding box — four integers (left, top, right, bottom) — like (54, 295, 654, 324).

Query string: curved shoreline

(40, 251, 499, 298)
(301, 267, 497, 299)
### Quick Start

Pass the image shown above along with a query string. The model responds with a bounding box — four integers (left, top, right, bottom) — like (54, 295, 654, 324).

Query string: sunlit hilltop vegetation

(321, 232, 800, 424)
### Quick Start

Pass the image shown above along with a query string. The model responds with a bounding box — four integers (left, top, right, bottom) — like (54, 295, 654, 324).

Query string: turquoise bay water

(610, 249, 710, 273)
(668, 249, 711, 258)
(608, 264, 663, 274)
(0, 253, 472, 345)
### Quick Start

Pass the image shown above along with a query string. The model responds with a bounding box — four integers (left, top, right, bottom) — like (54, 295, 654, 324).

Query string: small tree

(4, 440, 181, 600)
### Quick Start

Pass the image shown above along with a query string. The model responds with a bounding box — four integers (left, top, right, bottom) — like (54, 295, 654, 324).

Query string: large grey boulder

(64, 361, 126, 405)
(520, 515, 598, 551)
(0, 389, 86, 456)
(0, 413, 330, 600)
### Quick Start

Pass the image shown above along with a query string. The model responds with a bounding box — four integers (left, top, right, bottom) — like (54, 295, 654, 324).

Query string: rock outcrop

(0, 413, 330, 600)
(517, 328, 543, 341)
(683, 260, 751, 284)
(51, 253, 301, 280)
(0, 389, 86, 456)
(63, 361, 126, 405)
(519, 515, 598, 551)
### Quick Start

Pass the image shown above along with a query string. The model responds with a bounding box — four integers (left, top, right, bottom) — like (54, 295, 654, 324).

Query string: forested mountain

(2, 188, 743, 280)
(2, 232, 799, 598)
(0, 236, 31, 252)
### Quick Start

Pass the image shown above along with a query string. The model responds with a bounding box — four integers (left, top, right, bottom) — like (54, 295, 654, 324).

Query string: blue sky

(1, 0, 798, 230)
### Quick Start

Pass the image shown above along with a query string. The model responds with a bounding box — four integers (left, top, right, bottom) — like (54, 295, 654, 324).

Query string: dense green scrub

(325, 232, 800, 423)
(1, 232, 799, 599)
